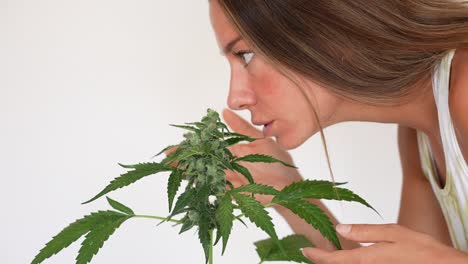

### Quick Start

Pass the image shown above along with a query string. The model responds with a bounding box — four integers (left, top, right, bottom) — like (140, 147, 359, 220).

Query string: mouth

(262, 121, 275, 136)
(252, 120, 274, 126)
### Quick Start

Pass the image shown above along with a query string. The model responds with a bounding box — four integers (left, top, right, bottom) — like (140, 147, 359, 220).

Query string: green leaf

(207, 125, 225, 139)
(169, 124, 200, 132)
(214, 228, 223, 246)
(224, 148, 234, 161)
(31, 211, 129, 264)
(83, 162, 173, 204)
(276, 199, 341, 250)
(273, 180, 345, 202)
(167, 169, 183, 212)
(76, 213, 130, 264)
(225, 136, 255, 146)
(170, 188, 196, 218)
(216, 193, 234, 254)
(231, 192, 278, 242)
(151, 144, 179, 158)
(234, 154, 297, 169)
(273, 180, 378, 214)
(185, 122, 207, 129)
(216, 121, 231, 133)
(179, 218, 196, 234)
(207, 152, 233, 170)
(106, 197, 134, 215)
(231, 162, 254, 184)
(198, 214, 212, 264)
(232, 184, 280, 196)
(235, 215, 248, 227)
(224, 132, 260, 141)
(161, 148, 204, 166)
(280, 234, 314, 250)
(255, 235, 313, 263)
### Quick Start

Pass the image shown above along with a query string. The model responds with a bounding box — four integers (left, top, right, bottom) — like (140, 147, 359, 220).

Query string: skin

(209, 0, 468, 263)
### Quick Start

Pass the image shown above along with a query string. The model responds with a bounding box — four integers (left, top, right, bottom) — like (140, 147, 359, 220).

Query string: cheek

(251, 63, 295, 105)
(256, 70, 311, 116)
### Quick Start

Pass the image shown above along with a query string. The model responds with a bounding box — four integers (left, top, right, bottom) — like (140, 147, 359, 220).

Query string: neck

(332, 81, 441, 140)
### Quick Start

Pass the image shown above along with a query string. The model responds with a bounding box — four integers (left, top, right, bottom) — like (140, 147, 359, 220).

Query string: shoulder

(449, 47, 468, 163)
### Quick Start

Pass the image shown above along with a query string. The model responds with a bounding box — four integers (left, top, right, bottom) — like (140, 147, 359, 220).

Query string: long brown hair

(216, 0, 468, 183)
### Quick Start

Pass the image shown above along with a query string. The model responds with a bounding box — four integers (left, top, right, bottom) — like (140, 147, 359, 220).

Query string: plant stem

(209, 229, 214, 264)
(134, 214, 183, 224)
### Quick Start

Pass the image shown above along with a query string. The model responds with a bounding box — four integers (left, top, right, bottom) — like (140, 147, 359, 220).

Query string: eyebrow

(222, 36, 242, 55)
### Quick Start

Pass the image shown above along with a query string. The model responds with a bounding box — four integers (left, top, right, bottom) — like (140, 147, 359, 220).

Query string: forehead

(209, 1, 240, 49)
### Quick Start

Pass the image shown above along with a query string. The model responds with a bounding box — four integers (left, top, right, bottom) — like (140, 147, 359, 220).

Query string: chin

(275, 134, 305, 150)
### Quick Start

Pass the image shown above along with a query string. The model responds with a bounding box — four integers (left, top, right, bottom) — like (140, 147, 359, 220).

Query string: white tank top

(417, 49, 468, 251)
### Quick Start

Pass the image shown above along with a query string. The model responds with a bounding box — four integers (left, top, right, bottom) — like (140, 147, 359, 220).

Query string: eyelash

(233, 50, 254, 67)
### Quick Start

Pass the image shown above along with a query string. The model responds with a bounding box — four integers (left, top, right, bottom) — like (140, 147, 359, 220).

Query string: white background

(1, 1, 402, 263)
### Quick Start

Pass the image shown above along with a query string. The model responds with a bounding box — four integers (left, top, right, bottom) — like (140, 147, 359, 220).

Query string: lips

(252, 120, 273, 126)
(262, 121, 274, 136)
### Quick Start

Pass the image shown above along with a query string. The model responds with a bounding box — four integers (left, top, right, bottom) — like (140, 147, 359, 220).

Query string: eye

(234, 50, 255, 66)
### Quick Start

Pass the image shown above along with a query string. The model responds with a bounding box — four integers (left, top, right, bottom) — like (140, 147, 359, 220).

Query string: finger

(163, 146, 179, 167)
(163, 146, 178, 156)
(336, 224, 412, 243)
(302, 247, 333, 263)
(222, 108, 263, 138)
(225, 171, 246, 187)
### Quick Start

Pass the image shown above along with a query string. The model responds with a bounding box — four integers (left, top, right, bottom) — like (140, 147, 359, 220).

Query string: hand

(222, 109, 303, 204)
(303, 224, 468, 264)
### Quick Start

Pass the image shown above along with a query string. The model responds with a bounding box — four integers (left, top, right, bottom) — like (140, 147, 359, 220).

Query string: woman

(208, 0, 468, 263)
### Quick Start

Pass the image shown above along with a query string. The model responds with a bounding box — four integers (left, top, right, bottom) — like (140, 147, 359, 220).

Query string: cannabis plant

(32, 108, 376, 264)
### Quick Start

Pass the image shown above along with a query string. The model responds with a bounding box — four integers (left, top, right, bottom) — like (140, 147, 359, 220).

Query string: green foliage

(255, 235, 314, 263)
(76, 214, 129, 264)
(225, 136, 257, 146)
(276, 199, 341, 250)
(82, 162, 173, 204)
(273, 180, 379, 215)
(169, 124, 200, 132)
(167, 169, 183, 211)
(215, 194, 234, 254)
(152, 144, 179, 158)
(231, 192, 279, 243)
(169, 188, 196, 218)
(179, 217, 196, 234)
(232, 184, 280, 196)
(234, 154, 298, 169)
(198, 213, 213, 264)
(231, 162, 255, 184)
(32, 210, 131, 264)
(106, 197, 135, 215)
(33, 108, 377, 264)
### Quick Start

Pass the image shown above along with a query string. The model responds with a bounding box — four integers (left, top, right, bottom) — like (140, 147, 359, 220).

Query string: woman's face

(209, 1, 344, 150)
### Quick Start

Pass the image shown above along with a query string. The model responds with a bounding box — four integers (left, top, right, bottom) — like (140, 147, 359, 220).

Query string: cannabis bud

(32, 108, 377, 264)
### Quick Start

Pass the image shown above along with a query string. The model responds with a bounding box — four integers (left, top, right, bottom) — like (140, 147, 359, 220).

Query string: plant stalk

(134, 214, 183, 224)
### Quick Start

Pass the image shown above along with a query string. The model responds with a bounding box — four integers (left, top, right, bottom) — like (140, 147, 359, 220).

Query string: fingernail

(336, 224, 351, 235)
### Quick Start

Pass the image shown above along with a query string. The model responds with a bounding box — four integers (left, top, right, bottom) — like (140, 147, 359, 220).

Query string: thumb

(222, 108, 263, 138)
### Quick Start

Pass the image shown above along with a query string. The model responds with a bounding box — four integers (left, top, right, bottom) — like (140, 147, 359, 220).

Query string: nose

(227, 70, 256, 110)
